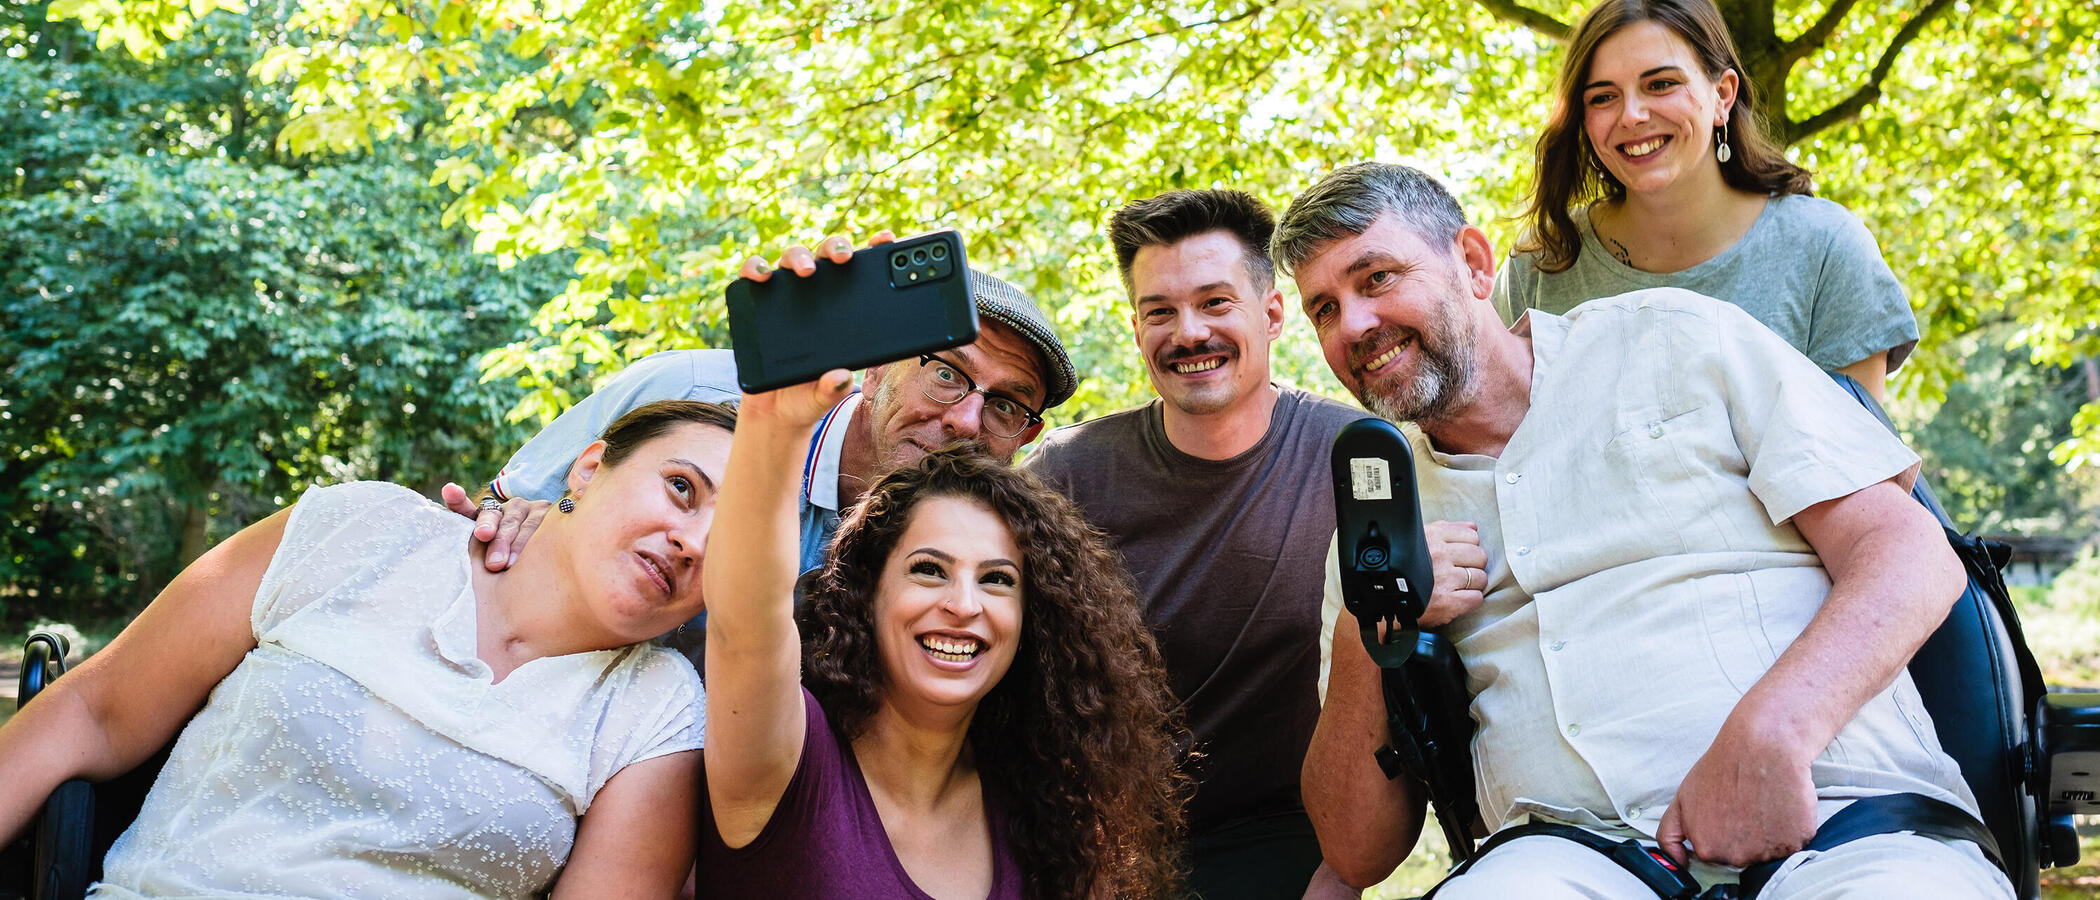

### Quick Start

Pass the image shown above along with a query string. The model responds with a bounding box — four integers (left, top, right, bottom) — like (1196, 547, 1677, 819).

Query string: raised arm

(701, 368, 854, 848)
(0, 507, 286, 845)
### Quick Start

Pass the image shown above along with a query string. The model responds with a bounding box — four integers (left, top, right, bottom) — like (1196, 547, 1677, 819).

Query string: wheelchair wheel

(31, 780, 92, 900)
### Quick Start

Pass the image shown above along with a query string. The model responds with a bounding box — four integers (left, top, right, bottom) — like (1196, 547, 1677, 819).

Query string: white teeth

(919, 636, 983, 661)
(1368, 337, 1413, 371)
(1173, 358, 1225, 374)
(1624, 137, 1665, 157)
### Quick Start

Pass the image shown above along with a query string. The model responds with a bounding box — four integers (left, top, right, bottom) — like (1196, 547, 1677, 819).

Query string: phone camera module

(891, 252, 910, 269)
(912, 248, 929, 265)
(930, 244, 948, 261)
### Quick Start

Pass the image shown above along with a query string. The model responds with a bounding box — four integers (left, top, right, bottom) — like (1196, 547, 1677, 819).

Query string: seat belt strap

(1424, 794, 1999, 900)
(1737, 793, 2004, 897)
(1422, 821, 1703, 900)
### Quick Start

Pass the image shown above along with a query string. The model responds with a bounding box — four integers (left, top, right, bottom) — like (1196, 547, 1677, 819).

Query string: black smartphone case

(725, 231, 979, 394)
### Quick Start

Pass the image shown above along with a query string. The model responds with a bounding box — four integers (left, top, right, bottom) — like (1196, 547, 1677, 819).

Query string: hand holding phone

(726, 230, 979, 394)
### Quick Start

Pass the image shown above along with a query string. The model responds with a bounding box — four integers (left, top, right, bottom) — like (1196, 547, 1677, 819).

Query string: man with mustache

(1281, 162, 2010, 897)
(1023, 190, 1365, 899)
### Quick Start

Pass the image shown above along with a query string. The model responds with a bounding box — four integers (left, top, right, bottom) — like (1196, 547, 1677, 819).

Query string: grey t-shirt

(1022, 388, 1366, 833)
(1492, 194, 1919, 371)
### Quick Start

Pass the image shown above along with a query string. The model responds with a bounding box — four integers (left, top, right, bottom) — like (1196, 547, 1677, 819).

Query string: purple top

(697, 689, 1025, 899)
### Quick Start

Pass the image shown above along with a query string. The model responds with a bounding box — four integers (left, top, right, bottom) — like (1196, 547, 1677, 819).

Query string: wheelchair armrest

(2036, 691, 2100, 867)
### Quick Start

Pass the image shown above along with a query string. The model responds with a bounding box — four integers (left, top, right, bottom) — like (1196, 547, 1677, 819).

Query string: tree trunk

(177, 502, 211, 568)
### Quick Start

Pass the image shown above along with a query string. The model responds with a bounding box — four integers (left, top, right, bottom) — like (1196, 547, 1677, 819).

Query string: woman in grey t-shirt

(1497, 0, 1916, 401)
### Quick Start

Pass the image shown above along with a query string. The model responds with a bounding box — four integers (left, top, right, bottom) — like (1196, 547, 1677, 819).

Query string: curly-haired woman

(697, 368, 1187, 899)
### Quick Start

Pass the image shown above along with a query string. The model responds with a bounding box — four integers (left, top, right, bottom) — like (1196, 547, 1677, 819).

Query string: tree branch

(1052, 5, 1265, 67)
(1788, 0, 1956, 141)
(1780, 0, 1863, 67)
(1469, 0, 1569, 40)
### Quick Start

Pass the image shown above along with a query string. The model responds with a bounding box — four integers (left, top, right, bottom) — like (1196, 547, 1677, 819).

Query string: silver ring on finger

(478, 497, 503, 512)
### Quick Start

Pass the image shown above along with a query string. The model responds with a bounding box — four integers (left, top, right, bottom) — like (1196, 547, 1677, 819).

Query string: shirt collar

(804, 392, 861, 512)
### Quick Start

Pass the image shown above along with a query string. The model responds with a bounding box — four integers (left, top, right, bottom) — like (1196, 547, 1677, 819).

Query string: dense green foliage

(0, 7, 569, 620)
(6, 0, 2096, 616)
(55, 0, 2087, 427)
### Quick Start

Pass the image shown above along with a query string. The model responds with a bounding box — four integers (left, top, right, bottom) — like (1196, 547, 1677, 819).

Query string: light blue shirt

(493, 348, 846, 574)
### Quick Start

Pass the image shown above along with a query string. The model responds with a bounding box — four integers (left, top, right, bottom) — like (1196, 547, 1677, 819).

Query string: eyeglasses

(916, 354, 1044, 439)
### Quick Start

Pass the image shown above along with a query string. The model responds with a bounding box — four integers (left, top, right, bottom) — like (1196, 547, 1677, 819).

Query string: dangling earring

(1715, 121, 1733, 164)
(557, 496, 576, 514)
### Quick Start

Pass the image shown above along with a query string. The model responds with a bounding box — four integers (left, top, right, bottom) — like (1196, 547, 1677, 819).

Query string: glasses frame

(915, 354, 1045, 439)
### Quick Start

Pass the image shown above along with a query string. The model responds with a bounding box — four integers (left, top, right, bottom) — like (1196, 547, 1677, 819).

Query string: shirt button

(1628, 806, 1643, 820)
(1649, 421, 1665, 438)
(1504, 472, 1521, 484)
(1566, 723, 1581, 737)
(1550, 640, 1565, 651)
(1515, 546, 1532, 556)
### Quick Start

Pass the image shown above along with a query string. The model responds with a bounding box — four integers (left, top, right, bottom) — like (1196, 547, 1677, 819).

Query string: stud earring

(557, 497, 576, 514)
(1715, 122, 1733, 164)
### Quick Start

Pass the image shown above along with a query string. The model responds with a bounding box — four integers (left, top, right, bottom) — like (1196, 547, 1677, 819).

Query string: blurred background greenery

(4, 0, 2095, 628)
(3, 0, 2099, 889)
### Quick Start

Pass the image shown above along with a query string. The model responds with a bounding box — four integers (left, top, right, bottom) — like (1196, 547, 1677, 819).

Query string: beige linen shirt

(1318, 288, 1974, 839)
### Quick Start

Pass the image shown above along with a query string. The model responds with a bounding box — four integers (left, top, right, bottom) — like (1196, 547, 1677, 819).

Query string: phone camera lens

(912, 248, 929, 265)
(891, 252, 909, 269)
(930, 244, 948, 260)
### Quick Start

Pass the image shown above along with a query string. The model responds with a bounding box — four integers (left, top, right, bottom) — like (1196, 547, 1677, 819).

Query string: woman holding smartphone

(1496, 0, 1917, 400)
(698, 363, 1186, 899)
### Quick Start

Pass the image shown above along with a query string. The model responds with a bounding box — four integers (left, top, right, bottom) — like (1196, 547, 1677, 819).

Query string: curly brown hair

(1518, 0, 1814, 273)
(798, 443, 1188, 899)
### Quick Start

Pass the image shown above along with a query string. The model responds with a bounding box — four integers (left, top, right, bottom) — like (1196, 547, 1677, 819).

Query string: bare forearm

(1304, 629, 1423, 888)
(702, 418, 816, 643)
(1726, 487, 1962, 763)
(0, 685, 120, 845)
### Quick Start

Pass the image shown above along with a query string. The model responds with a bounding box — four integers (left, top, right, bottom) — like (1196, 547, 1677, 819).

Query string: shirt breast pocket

(1601, 404, 1722, 545)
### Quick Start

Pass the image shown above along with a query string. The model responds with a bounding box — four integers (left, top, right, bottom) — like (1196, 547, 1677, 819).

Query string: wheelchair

(0, 633, 175, 900)
(1329, 374, 2100, 900)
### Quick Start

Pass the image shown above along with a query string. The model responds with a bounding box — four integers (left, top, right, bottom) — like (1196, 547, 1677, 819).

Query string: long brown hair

(799, 444, 1187, 899)
(1517, 0, 1813, 272)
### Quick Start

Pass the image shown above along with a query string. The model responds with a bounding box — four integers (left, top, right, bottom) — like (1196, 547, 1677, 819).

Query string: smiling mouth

(1621, 136, 1667, 158)
(1360, 335, 1416, 375)
(1171, 357, 1225, 375)
(634, 551, 672, 595)
(919, 634, 984, 662)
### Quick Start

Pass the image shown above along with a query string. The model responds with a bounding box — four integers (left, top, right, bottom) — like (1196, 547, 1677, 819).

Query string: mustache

(1157, 339, 1235, 366)
(1346, 325, 1417, 375)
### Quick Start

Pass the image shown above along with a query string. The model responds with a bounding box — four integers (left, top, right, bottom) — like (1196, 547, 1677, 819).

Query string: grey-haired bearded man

(1281, 163, 2010, 899)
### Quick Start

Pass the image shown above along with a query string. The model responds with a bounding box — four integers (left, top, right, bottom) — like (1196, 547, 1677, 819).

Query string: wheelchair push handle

(19, 630, 72, 708)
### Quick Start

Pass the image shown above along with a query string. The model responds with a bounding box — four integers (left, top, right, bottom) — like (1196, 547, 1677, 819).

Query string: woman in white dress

(0, 399, 735, 898)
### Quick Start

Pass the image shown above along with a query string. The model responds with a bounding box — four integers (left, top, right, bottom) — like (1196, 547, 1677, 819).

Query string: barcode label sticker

(1350, 457, 1392, 501)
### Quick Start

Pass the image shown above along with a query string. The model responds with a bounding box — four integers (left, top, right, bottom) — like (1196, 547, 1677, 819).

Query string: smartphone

(725, 231, 979, 394)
